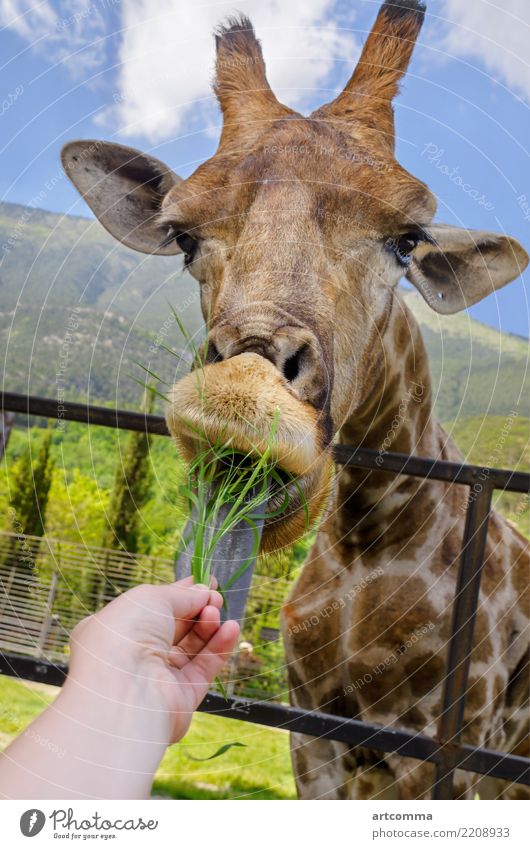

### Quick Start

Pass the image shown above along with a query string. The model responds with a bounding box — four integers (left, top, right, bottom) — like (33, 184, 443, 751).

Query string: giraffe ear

(406, 224, 529, 314)
(61, 140, 182, 255)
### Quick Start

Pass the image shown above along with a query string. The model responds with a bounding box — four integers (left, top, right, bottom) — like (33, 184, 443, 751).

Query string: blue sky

(1, 0, 529, 336)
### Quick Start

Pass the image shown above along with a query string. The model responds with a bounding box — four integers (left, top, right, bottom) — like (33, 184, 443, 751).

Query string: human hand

(65, 577, 240, 745)
(0, 578, 240, 799)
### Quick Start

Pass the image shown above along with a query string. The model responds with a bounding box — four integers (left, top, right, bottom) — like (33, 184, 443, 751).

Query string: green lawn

(0, 676, 296, 800)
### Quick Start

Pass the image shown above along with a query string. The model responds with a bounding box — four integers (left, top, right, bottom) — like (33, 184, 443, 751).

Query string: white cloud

(0, 0, 107, 76)
(433, 0, 530, 102)
(100, 0, 359, 143)
(0, 0, 56, 40)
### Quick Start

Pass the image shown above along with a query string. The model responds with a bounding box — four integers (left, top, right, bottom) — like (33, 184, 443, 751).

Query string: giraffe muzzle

(165, 351, 333, 551)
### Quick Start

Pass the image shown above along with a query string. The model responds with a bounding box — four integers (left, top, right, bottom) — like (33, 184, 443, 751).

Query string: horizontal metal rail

(2, 391, 528, 492)
(0, 391, 169, 436)
(0, 653, 527, 787)
(1, 390, 529, 800)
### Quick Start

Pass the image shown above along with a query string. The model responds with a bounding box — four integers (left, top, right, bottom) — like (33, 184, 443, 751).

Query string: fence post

(432, 481, 494, 799)
(36, 570, 59, 658)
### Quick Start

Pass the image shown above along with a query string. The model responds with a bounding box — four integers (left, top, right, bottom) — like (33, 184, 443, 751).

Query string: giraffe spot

(404, 652, 445, 698)
(400, 706, 427, 728)
(440, 528, 461, 570)
(512, 737, 529, 759)
(284, 594, 342, 675)
(353, 574, 436, 649)
(356, 777, 375, 798)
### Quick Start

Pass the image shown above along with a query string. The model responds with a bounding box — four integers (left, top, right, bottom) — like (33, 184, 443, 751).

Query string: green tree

(3, 428, 54, 605)
(8, 427, 54, 538)
(94, 391, 155, 603)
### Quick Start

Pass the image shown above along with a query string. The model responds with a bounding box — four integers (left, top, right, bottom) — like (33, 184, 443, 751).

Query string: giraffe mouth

(165, 351, 333, 552)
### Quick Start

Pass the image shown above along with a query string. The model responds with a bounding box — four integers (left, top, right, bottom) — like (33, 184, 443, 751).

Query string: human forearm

(0, 676, 169, 799)
(0, 581, 238, 800)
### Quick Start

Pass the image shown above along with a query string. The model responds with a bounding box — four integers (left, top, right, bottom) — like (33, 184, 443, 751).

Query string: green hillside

(0, 201, 201, 334)
(0, 201, 528, 424)
(404, 291, 530, 421)
(444, 416, 529, 536)
(0, 306, 152, 408)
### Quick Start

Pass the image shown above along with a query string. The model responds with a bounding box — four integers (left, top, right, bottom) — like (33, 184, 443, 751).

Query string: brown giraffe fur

(62, 1, 529, 799)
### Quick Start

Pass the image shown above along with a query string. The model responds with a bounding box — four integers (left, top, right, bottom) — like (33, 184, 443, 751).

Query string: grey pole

(174, 481, 268, 624)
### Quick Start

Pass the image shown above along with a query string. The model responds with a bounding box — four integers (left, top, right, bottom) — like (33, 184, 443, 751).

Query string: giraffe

(61, 0, 529, 800)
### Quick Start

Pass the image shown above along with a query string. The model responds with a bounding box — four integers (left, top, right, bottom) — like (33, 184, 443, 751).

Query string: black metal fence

(1, 390, 529, 800)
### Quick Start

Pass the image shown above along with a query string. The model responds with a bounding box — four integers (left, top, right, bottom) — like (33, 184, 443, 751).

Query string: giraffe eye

(159, 228, 198, 264)
(386, 234, 421, 267)
(175, 232, 197, 258)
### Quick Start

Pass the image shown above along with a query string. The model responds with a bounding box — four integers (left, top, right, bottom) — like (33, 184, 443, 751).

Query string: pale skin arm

(0, 578, 239, 799)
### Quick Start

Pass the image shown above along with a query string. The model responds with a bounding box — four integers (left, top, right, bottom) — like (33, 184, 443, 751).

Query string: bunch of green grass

(135, 304, 308, 595)
(178, 409, 298, 592)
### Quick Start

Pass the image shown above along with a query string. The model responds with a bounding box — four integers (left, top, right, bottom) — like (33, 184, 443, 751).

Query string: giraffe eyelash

(159, 227, 199, 263)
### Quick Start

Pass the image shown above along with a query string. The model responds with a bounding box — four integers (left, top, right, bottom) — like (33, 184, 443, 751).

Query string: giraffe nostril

(206, 340, 223, 364)
(282, 344, 308, 383)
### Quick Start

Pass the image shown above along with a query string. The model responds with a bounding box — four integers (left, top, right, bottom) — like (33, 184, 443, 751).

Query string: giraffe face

(155, 114, 439, 551)
(62, 1, 528, 551)
(159, 114, 436, 434)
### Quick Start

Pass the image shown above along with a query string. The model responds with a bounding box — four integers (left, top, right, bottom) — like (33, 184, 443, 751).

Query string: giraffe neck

(333, 292, 440, 545)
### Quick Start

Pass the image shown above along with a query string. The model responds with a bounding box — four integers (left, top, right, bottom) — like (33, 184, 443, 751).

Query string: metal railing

(0, 530, 290, 701)
(1, 390, 529, 799)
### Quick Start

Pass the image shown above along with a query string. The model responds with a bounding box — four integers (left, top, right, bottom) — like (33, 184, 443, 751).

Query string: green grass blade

(186, 741, 247, 761)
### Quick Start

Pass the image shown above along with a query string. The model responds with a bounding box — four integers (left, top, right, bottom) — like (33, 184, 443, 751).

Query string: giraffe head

(62, 0, 528, 551)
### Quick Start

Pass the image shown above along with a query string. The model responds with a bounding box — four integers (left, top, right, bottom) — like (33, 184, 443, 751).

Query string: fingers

(208, 589, 223, 611)
(180, 619, 240, 706)
(164, 583, 220, 644)
(191, 604, 222, 643)
(92, 579, 224, 649)
(169, 605, 221, 669)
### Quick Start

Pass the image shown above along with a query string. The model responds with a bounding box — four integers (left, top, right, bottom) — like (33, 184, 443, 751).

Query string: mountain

(444, 416, 529, 536)
(402, 290, 530, 421)
(0, 201, 528, 421)
(0, 201, 200, 408)
(0, 201, 203, 332)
